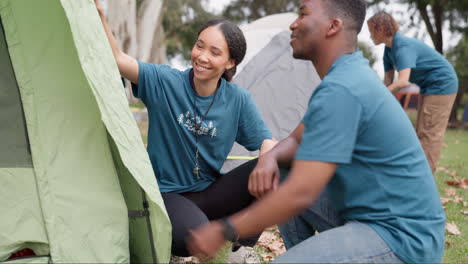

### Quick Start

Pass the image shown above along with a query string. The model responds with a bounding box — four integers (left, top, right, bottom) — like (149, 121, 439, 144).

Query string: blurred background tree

(222, 0, 300, 23)
(447, 34, 468, 122)
(358, 41, 378, 68)
(447, 36, 468, 80)
(163, 0, 216, 60)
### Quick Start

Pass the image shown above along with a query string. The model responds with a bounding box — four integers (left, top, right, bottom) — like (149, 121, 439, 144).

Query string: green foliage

(222, 0, 300, 23)
(358, 41, 377, 67)
(435, 129, 468, 263)
(162, 0, 216, 60)
(447, 35, 468, 78)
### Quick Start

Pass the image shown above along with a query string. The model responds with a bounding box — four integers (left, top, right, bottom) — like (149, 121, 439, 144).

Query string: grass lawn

(436, 129, 468, 263)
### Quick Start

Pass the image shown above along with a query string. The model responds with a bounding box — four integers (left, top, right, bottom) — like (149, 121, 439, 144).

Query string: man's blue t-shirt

(132, 61, 271, 193)
(384, 32, 458, 95)
(296, 51, 445, 263)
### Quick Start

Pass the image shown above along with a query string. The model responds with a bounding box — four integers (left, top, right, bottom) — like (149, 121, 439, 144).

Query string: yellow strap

(226, 156, 257, 160)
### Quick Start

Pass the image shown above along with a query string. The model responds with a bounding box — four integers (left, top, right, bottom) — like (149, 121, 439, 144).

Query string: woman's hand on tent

(248, 154, 280, 198)
(188, 221, 226, 261)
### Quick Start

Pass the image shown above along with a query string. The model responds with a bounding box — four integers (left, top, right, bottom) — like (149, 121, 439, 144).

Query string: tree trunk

(417, 1, 444, 54)
(102, 0, 166, 102)
(449, 79, 467, 123)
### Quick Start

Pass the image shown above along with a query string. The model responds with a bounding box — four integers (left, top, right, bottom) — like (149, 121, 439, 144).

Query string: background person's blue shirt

(296, 51, 445, 263)
(132, 61, 271, 193)
(384, 32, 458, 95)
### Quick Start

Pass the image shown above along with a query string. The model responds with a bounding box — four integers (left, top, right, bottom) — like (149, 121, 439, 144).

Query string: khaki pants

(416, 93, 457, 173)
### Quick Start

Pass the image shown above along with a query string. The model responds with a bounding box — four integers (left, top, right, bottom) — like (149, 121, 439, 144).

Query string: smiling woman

(191, 19, 244, 92)
(95, 0, 277, 259)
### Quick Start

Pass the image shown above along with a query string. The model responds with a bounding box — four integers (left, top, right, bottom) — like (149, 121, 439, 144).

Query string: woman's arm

(95, 0, 139, 84)
(387, 68, 411, 94)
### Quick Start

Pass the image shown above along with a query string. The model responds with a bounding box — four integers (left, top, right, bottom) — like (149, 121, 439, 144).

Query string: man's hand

(248, 154, 280, 198)
(188, 221, 226, 261)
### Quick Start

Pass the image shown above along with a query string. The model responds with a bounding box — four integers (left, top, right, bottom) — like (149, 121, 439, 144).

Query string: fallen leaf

(260, 253, 274, 262)
(445, 188, 457, 197)
(258, 227, 286, 259)
(446, 179, 468, 189)
(447, 171, 458, 177)
(462, 210, 468, 215)
(445, 241, 453, 248)
(454, 140, 460, 145)
(436, 166, 448, 173)
(446, 222, 461, 235)
(441, 197, 452, 205)
(259, 232, 278, 243)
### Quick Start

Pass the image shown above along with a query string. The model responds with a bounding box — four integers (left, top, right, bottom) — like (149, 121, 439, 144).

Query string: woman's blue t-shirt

(132, 61, 271, 193)
(383, 32, 458, 95)
(297, 51, 445, 263)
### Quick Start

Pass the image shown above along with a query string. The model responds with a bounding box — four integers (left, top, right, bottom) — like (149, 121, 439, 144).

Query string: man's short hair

(323, 0, 367, 34)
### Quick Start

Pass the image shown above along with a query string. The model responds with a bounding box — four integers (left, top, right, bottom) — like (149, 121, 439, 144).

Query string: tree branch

(432, 0, 445, 53)
(417, 2, 439, 51)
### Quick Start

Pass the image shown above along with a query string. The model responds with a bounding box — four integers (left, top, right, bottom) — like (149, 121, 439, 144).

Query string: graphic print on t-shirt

(177, 111, 218, 138)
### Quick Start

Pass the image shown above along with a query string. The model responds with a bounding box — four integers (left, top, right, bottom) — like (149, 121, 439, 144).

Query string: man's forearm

(265, 136, 300, 168)
(231, 161, 336, 238)
(231, 179, 314, 238)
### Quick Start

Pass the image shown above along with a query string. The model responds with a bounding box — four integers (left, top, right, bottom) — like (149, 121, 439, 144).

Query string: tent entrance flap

(0, 18, 32, 168)
(108, 136, 159, 263)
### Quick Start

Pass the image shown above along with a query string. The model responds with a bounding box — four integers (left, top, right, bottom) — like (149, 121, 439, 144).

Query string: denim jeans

(273, 183, 404, 263)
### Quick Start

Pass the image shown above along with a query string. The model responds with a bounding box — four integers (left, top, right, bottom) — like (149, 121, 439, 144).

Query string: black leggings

(162, 159, 259, 257)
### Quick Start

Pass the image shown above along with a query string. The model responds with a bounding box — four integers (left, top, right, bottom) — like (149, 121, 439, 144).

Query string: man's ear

(326, 18, 343, 37)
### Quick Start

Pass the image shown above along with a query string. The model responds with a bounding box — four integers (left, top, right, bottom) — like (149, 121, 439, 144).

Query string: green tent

(0, 0, 171, 263)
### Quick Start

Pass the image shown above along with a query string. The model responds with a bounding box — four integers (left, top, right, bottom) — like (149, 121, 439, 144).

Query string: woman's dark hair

(367, 11, 400, 37)
(197, 19, 246, 82)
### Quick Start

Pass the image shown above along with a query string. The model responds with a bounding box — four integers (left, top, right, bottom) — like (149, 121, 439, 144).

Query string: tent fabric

(0, 168, 50, 260)
(61, 1, 171, 262)
(223, 14, 321, 172)
(237, 13, 299, 74)
(0, 2, 50, 261)
(0, 17, 31, 168)
(0, 0, 171, 263)
(3, 256, 50, 264)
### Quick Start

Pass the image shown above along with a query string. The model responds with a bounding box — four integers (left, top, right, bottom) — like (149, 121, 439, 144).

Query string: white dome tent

(223, 13, 321, 172)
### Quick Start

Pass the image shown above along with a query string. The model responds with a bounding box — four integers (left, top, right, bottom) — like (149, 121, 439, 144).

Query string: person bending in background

(95, 0, 277, 260)
(188, 0, 445, 263)
(368, 11, 458, 173)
